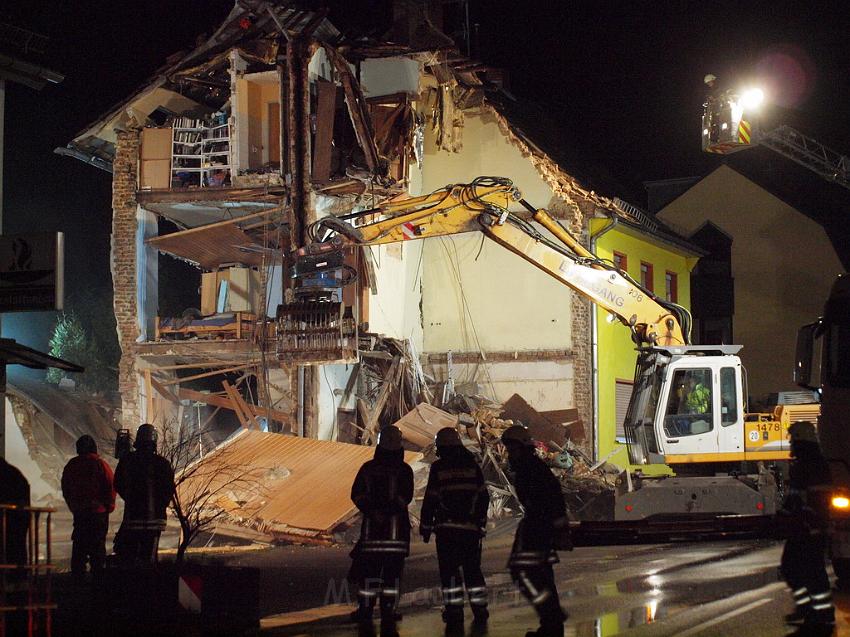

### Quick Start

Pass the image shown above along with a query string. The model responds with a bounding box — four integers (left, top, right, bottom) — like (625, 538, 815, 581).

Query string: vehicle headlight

(832, 495, 850, 511)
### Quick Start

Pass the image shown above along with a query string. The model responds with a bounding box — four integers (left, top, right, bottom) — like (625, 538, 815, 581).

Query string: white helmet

(704, 74, 717, 85)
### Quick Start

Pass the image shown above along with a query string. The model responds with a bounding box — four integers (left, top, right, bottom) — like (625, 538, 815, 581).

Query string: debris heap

(346, 336, 623, 522)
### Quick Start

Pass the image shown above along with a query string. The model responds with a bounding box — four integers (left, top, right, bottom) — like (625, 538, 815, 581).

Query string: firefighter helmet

(377, 425, 403, 451)
(501, 425, 534, 447)
(704, 73, 717, 85)
(76, 434, 97, 455)
(435, 427, 462, 447)
(788, 420, 818, 444)
(134, 423, 159, 450)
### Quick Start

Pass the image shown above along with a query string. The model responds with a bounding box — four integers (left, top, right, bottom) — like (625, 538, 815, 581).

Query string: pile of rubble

(386, 388, 619, 521)
(450, 393, 619, 520)
(345, 336, 623, 521)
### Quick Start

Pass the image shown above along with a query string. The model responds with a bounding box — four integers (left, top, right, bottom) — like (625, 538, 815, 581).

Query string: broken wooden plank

(230, 381, 265, 430)
(223, 380, 254, 430)
(539, 408, 579, 425)
(177, 388, 291, 427)
(363, 356, 401, 444)
(145, 361, 239, 372)
(144, 370, 155, 423)
(393, 403, 458, 448)
(146, 208, 282, 244)
(200, 406, 223, 431)
(146, 209, 282, 269)
(311, 79, 337, 183)
(501, 393, 568, 446)
(323, 45, 382, 176)
(159, 363, 255, 386)
(149, 375, 180, 403)
(136, 188, 285, 205)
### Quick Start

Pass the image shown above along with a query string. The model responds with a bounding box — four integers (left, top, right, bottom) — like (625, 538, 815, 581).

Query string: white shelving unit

(170, 120, 231, 188)
(202, 123, 231, 187)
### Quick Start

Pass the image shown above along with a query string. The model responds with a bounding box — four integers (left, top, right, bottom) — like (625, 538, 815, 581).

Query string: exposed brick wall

(111, 130, 141, 429)
(567, 204, 594, 455)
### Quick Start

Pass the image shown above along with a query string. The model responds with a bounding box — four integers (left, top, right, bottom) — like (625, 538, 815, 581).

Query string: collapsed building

(58, 1, 699, 473)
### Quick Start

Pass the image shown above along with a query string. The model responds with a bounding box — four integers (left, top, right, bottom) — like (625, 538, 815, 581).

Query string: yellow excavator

(285, 176, 810, 525)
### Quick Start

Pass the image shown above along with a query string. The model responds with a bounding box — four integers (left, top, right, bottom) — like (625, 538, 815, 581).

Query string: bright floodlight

(740, 88, 765, 110)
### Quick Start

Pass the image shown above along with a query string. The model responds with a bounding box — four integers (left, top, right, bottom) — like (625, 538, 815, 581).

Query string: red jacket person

(61, 435, 115, 581)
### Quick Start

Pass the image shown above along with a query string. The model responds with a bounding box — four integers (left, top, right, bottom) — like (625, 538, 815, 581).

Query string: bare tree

(157, 424, 263, 563)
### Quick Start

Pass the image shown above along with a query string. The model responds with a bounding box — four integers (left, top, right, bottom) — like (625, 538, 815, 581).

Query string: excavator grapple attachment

(276, 299, 357, 363)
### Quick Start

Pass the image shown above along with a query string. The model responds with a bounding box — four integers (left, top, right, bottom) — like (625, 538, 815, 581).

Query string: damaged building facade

(59, 1, 697, 466)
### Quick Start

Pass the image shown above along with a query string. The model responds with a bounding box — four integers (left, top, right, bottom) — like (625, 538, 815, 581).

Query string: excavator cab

(624, 345, 748, 466)
(702, 89, 761, 154)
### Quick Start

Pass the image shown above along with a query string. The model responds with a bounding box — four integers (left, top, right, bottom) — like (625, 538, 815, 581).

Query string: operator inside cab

(664, 370, 713, 437)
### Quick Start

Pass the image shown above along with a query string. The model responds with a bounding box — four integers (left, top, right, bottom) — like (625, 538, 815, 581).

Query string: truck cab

(796, 273, 850, 581)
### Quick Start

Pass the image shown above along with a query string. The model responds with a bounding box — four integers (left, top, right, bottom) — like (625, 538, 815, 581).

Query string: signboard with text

(0, 232, 65, 312)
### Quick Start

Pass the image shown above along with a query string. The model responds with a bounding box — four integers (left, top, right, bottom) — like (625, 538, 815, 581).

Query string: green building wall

(590, 218, 697, 474)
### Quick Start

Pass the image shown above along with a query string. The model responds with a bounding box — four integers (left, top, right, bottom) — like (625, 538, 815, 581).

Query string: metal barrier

(0, 505, 54, 637)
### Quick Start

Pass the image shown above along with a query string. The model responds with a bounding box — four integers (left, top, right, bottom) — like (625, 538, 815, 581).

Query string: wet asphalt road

(241, 529, 849, 637)
(50, 521, 849, 636)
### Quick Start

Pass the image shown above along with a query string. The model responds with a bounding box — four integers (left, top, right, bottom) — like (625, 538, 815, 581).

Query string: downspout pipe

(589, 215, 618, 463)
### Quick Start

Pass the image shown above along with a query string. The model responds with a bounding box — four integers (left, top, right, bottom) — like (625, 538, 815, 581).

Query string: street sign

(0, 232, 64, 312)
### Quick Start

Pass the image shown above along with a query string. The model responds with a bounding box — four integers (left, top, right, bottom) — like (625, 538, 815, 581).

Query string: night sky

(3, 1, 850, 361)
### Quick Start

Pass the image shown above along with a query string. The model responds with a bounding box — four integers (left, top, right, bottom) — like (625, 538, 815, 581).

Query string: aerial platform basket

(702, 96, 757, 155)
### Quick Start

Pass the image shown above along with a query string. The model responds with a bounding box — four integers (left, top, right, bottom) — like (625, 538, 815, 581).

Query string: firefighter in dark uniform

(420, 427, 490, 630)
(114, 424, 175, 566)
(0, 458, 29, 565)
(780, 421, 835, 636)
(501, 425, 570, 637)
(0, 458, 30, 635)
(349, 425, 413, 636)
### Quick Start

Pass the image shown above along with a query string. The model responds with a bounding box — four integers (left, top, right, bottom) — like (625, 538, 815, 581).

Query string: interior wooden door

(268, 102, 281, 167)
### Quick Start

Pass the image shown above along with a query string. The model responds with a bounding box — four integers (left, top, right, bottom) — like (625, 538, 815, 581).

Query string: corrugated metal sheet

(179, 431, 419, 536)
(147, 223, 265, 269)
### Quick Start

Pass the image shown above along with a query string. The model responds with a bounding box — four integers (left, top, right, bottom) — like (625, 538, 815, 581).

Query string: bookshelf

(170, 117, 231, 188)
(202, 123, 231, 188)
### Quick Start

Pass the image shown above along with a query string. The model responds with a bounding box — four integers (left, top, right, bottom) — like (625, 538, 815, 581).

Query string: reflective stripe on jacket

(351, 449, 414, 556)
(421, 450, 489, 535)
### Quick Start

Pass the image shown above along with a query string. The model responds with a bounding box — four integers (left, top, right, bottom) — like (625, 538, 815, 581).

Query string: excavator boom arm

(306, 178, 688, 346)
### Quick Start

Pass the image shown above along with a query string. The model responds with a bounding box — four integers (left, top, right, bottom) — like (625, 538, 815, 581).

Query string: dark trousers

(71, 512, 109, 577)
(781, 531, 835, 625)
(114, 527, 161, 566)
(354, 553, 405, 620)
(3, 511, 28, 566)
(436, 529, 488, 621)
(510, 563, 565, 631)
(509, 521, 566, 632)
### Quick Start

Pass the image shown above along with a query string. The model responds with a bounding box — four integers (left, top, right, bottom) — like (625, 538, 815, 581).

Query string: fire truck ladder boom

(761, 124, 850, 191)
